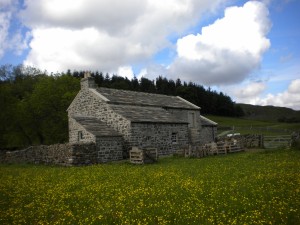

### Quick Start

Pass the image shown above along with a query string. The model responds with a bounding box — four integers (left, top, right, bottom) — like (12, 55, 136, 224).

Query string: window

(78, 131, 83, 141)
(171, 132, 178, 144)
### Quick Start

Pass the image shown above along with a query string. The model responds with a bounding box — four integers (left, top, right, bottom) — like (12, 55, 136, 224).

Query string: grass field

(205, 115, 300, 136)
(1, 149, 299, 224)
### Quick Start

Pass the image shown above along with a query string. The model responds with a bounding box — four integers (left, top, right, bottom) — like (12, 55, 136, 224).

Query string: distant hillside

(238, 103, 300, 122)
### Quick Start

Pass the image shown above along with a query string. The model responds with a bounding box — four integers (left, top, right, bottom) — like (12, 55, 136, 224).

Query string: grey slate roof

(200, 115, 218, 126)
(110, 104, 187, 124)
(73, 116, 121, 137)
(96, 87, 200, 110)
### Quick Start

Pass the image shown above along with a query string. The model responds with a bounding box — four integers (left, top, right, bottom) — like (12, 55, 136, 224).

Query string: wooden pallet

(130, 147, 158, 164)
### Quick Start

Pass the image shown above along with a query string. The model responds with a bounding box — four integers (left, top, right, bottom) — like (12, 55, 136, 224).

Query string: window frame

(78, 131, 83, 141)
(171, 132, 178, 144)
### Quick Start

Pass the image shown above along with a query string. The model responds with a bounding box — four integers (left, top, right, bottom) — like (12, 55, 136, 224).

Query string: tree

(131, 76, 139, 91)
(21, 75, 79, 145)
(140, 77, 155, 93)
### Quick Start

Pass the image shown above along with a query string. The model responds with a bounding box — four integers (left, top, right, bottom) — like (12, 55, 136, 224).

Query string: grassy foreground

(1, 150, 300, 224)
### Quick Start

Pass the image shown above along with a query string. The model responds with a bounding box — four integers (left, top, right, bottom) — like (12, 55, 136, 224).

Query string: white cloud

(21, 0, 224, 72)
(0, 11, 11, 58)
(117, 66, 134, 80)
(24, 27, 146, 72)
(169, 1, 271, 85)
(21, 0, 147, 34)
(234, 82, 266, 99)
(0, 0, 29, 59)
(288, 79, 300, 94)
(235, 79, 300, 110)
(0, 0, 15, 8)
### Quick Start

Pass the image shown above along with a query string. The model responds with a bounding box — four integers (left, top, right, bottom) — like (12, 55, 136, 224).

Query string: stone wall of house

(69, 117, 96, 144)
(200, 126, 217, 144)
(166, 109, 201, 126)
(166, 108, 202, 144)
(2, 140, 123, 166)
(130, 123, 189, 155)
(96, 137, 124, 162)
(68, 88, 131, 142)
(69, 143, 97, 165)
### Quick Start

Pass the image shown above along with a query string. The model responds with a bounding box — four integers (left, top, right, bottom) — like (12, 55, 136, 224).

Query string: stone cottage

(67, 75, 217, 162)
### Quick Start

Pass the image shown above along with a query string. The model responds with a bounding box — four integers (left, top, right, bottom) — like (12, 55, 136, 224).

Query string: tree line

(0, 64, 244, 149)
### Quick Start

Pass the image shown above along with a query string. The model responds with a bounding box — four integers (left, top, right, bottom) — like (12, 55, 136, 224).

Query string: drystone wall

(130, 123, 189, 155)
(1, 141, 123, 166)
(0, 150, 6, 163)
(4, 144, 73, 165)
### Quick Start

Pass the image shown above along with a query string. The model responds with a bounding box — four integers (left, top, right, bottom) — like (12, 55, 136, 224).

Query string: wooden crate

(130, 147, 143, 164)
(143, 147, 158, 163)
(130, 147, 158, 164)
(217, 141, 227, 155)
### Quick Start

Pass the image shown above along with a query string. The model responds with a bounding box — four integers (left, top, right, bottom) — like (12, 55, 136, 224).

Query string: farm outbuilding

(200, 115, 218, 143)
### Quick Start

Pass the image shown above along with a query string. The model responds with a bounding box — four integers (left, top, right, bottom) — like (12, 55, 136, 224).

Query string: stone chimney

(81, 72, 96, 90)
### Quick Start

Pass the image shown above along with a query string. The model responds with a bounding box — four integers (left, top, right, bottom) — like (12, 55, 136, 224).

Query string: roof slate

(73, 116, 122, 137)
(96, 87, 199, 110)
(110, 104, 187, 124)
(200, 115, 218, 126)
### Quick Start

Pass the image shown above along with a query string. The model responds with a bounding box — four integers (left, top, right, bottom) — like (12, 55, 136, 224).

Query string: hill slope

(238, 103, 300, 122)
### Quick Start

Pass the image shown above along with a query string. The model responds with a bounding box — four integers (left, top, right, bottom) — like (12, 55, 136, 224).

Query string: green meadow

(1, 149, 299, 224)
(206, 115, 300, 136)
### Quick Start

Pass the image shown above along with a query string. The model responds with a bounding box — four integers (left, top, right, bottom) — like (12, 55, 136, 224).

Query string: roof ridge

(96, 87, 200, 110)
(97, 87, 178, 98)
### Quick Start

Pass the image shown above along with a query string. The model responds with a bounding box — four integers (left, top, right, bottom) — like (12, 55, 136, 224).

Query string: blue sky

(1, 0, 300, 110)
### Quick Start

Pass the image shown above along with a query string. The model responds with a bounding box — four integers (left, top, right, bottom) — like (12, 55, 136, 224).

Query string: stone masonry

(2, 141, 123, 166)
(130, 123, 189, 155)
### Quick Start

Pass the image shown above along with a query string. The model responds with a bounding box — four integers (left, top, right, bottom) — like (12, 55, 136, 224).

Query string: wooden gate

(263, 135, 291, 149)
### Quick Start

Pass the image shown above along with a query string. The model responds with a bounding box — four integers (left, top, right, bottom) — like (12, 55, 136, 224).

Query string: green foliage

(0, 150, 299, 224)
(0, 65, 80, 149)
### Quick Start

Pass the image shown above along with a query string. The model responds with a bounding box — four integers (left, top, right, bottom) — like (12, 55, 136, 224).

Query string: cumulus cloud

(234, 82, 266, 99)
(0, 0, 29, 59)
(20, 0, 224, 72)
(0, 11, 11, 58)
(288, 79, 300, 93)
(230, 79, 300, 110)
(117, 66, 134, 80)
(24, 27, 148, 72)
(169, 1, 271, 85)
(256, 79, 300, 110)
